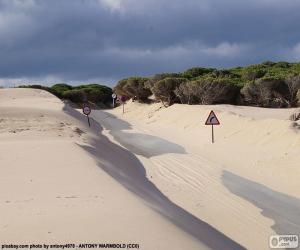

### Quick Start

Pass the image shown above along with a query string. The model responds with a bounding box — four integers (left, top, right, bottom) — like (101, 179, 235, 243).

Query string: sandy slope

(92, 100, 300, 250)
(0, 89, 245, 250)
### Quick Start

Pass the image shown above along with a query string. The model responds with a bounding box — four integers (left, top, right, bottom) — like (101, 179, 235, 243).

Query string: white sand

(92, 100, 300, 250)
(0, 89, 247, 250)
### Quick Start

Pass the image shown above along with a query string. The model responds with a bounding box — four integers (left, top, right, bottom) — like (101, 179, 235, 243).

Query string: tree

(144, 73, 181, 90)
(175, 78, 239, 105)
(152, 77, 187, 106)
(241, 78, 288, 107)
(123, 77, 151, 101)
(62, 89, 86, 103)
(181, 67, 215, 79)
(284, 75, 300, 107)
(114, 79, 130, 97)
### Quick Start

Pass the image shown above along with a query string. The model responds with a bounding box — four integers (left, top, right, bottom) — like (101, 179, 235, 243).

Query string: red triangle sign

(205, 110, 220, 125)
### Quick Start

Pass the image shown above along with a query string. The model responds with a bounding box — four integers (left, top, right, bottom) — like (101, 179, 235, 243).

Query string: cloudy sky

(1, 0, 300, 87)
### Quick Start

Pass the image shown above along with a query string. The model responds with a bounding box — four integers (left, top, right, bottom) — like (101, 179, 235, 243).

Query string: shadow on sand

(91, 111, 186, 158)
(64, 106, 245, 250)
(222, 170, 300, 236)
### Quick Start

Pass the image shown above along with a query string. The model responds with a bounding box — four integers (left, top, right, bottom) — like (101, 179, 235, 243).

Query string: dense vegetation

(114, 61, 300, 108)
(19, 84, 113, 108)
(17, 61, 300, 109)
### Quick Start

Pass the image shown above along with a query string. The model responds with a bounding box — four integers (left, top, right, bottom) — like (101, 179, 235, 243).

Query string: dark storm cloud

(0, 0, 300, 86)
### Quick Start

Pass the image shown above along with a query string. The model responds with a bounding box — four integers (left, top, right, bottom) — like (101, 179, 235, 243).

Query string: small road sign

(205, 110, 220, 143)
(120, 96, 127, 103)
(119, 96, 127, 114)
(112, 93, 117, 108)
(205, 110, 220, 125)
(83, 105, 91, 116)
(82, 104, 91, 127)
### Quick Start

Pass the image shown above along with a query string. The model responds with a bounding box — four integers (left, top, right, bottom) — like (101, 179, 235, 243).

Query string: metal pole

(113, 99, 115, 108)
(212, 125, 214, 143)
(87, 115, 91, 127)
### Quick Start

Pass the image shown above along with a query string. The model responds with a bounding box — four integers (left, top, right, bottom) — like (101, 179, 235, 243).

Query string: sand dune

(92, 100, 300, 250)
(0, 89, 246, 250)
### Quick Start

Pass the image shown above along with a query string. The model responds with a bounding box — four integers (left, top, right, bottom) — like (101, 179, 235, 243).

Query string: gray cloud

(0, 0, 300, 87)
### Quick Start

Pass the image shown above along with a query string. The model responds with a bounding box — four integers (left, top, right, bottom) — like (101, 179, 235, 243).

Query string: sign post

(82, 104, 92, 127)
(120, 96, 127, 114)
(205, 110, 220, 143)
(112, 93, 117, 108)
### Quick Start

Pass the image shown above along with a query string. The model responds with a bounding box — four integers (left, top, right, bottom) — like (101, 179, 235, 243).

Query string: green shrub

(51, 83, 72, 97)
(242, 69, 266, 81)
(175, 78, 240, 105)
(19, 85, 51, 91)
(284, 75, 300, 107)
(62, 89, 86, 103)
(144, 73, 181, 90)
(151, 77, 187, 106)
(241, 78, 289, 107)
(114, 79, 130, 97)
(114, 77, 151, 102)
(181, 67, 215, 79)
(123, 77, 151, 101)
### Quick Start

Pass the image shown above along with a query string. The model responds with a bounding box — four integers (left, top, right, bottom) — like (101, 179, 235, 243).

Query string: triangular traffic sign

(205, 110, 220, 125)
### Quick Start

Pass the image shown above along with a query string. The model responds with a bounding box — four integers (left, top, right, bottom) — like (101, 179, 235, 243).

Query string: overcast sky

(1, 0, 300, 87)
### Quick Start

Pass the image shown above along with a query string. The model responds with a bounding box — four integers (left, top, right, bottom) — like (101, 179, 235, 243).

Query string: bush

(181, 67, 215, 79)
(212, 70, 239, 78)
(242, 69, 266, 81)
(74, 84, 113, 105)
(284, 75, 300, 107)
(114, 79, 130, 97)
(175, 78, 240, 105)
(151, 77, 187, 106)
(114, 77, 151, 102)
(241, 78, 289, 107)
(19, 85, 51, 91)
(51, 83, 72, 97)
(123, 77, 151, 101)
(62, 89, 86, 103)
(144, 73, 181, 90)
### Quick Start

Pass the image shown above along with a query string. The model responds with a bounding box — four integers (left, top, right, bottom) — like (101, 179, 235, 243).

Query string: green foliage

(241, 78, 289, 107)
(50, 83, 72, 98)
(114, 77, 150, 102)
(175, 78, 240, 105)
(114, 79, 129, 97)
(151, 77, 187, 106)
(62, 89, 86, 103)
(17, 61, 300, 109)
(18, 83, 113, 108)
(18, 84, 51, 92)
(181, 67, 215, 79)
(73, 84, 113, 105)
(144, 73, 181, 89)
(111, 61, 300, 108)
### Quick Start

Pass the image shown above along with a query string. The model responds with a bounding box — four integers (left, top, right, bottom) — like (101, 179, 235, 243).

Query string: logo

(269, 235, 298, 249)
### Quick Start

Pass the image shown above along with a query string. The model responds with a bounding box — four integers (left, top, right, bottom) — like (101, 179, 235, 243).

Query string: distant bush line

(18, 83, 113, 108)
(114, 61, 300, 108)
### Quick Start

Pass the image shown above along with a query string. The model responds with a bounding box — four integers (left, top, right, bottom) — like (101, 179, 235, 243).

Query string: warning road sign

(205, 110, 220, 143)
(205, 110, 220, 125)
